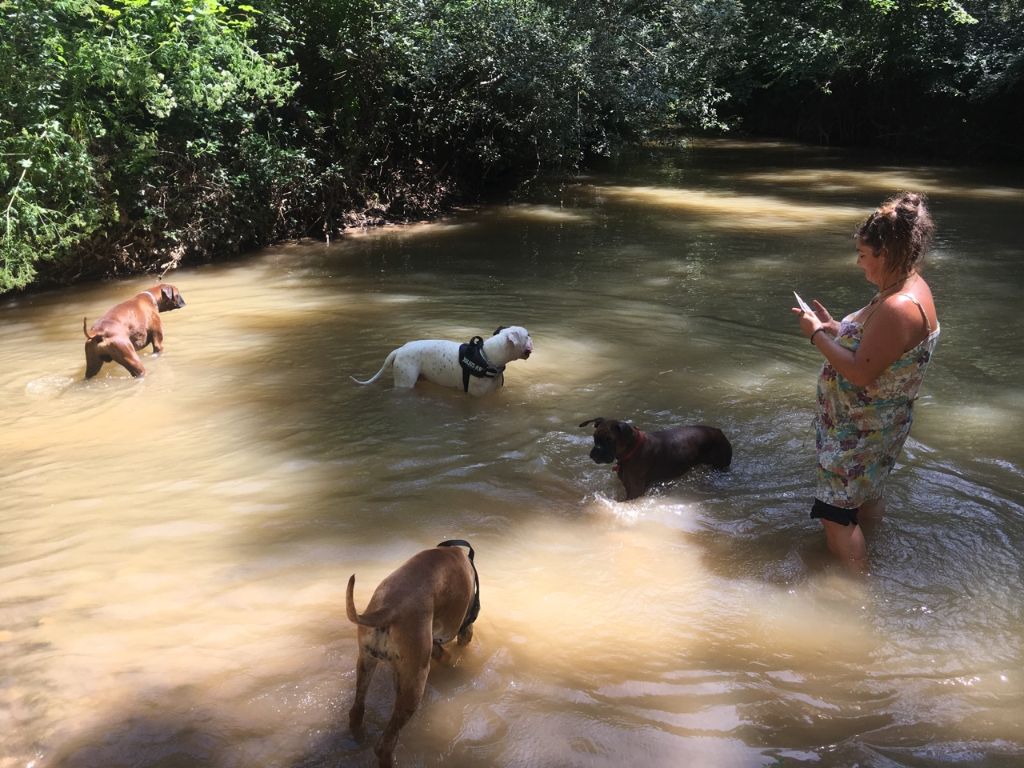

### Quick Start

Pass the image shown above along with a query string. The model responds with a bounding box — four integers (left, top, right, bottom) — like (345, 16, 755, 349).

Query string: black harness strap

(437, 539, 481, 633)
(458, 335, 504, 393)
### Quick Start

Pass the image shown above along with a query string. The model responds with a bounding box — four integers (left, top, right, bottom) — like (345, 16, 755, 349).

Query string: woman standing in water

(793, 192, 940, 574)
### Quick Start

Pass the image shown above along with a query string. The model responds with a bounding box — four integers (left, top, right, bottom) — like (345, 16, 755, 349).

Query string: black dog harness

(437, 539, 481, 634)
(458, 334, 505, 393)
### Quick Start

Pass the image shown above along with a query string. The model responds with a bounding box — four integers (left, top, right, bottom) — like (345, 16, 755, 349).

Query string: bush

(1, 0, 298, 292)
(1, 0, 745, 293)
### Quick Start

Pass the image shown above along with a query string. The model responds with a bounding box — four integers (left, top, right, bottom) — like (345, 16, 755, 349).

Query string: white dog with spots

(351, 325, 533, 396)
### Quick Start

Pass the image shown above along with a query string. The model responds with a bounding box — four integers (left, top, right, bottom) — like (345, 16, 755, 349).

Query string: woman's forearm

(812, 331, 876, 387)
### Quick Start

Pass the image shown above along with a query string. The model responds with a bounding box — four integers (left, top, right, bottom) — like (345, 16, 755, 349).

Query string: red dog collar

(613, 430, 646, 474)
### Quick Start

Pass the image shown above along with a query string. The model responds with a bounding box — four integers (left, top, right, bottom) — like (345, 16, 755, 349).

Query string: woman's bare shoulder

(899, 277, 938, 325)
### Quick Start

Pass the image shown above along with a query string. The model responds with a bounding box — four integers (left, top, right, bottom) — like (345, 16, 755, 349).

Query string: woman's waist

(817, 377, 921, 418)
(819, 356, 934, 397)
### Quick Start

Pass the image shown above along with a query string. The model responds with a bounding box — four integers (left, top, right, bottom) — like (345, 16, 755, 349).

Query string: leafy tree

(263, 0, 742, 231)
(1, 0, 297, 292)
(8, 0, 1016, 295)
(724, 0, 1024, 156)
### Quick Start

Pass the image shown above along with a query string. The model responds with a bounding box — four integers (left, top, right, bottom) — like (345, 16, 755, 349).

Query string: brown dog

(83, 283, 186, 379)
(346, 540, 480, 768)
(580, 417, 732, 500)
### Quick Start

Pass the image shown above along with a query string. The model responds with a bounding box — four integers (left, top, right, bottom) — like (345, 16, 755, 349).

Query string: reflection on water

(2, 139, 1023, 768)
(589, 185, 866, 229)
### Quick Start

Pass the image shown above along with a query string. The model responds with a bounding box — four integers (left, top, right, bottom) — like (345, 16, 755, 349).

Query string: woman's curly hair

(855, 192, 935, 275)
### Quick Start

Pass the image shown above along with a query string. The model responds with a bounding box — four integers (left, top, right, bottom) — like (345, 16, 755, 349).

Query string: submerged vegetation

(1, 0, 1021, 294)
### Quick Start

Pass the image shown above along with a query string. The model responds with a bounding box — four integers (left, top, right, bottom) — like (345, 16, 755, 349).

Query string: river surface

(2, 139, 1023, 768)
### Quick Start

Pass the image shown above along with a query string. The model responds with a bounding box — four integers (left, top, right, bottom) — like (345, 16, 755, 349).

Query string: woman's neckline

(869, 272, 917, 306)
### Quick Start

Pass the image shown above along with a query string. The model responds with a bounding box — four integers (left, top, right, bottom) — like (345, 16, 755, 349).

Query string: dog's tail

(345, 574, 362, 624)
(346, 574, 391, 628)
(350, 349, 397, 386)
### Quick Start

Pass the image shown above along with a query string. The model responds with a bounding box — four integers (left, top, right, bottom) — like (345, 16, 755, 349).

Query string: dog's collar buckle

(459, 336, 504, 393)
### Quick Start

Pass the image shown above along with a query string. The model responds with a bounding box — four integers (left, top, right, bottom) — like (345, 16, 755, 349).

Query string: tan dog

(346, 540, 480, 768)
(83, 283, 186, 379)
(580, 417, 732, 500)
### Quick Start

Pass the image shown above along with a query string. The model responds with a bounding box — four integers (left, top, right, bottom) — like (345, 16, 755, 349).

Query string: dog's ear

(160, 284, 174, 301)
(612, 422, 635, 440)
(504, 328, 521, 348)
(493, 325, 506, 336)
(579, 418, 605, 429)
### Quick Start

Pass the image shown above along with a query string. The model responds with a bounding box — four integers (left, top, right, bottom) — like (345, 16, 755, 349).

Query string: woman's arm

(798, 296, 924, 388)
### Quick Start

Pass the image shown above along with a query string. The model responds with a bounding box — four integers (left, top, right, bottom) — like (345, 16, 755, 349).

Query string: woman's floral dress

(815, 296, 940, 509)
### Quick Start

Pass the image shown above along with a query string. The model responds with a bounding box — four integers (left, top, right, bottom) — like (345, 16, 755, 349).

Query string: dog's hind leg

(375, 657, 429, 768)
(84, 341, 104, 379)
(113, 344, 146, 378)
(349, 651, 378, 736)
(348, 651, 380, 741)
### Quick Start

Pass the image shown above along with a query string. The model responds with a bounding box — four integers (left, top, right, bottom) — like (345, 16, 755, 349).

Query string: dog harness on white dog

(458, 335, 504, 393)
(436, 539, 480, 633)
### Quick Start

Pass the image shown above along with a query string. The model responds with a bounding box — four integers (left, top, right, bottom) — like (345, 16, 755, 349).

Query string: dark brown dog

(83, 283, 186, 379)
(346, 540, 480, 768)
(580, 417, 732, 500)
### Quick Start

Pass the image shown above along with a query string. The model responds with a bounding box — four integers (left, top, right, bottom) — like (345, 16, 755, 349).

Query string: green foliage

(370, 0, 743, 174)
(376, 0, 596, 176)
(2, 0, 1020, 293)
(268, 0, 742, 221)
(259, 0, 742, 230)
(1, 0, 298, 292)
(726, 0, 1024, 154)
(1, 1, 101, 291)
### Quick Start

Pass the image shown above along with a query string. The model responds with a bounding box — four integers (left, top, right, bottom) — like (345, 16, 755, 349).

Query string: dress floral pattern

(815, 298, 939, 509)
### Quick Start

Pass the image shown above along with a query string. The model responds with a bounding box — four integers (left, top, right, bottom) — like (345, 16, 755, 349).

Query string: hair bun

(897, 192, 925, 216)
(855, 191, 934, 273)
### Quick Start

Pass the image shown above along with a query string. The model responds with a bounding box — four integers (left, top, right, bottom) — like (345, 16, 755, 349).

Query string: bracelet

(809, 327, 826, 345)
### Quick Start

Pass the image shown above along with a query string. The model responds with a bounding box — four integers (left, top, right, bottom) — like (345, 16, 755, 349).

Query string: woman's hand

(811, 299, 839, 336)
(792, 300, 837, 340)
(792, 306, 823, 339)
(810, 299, 836, 332)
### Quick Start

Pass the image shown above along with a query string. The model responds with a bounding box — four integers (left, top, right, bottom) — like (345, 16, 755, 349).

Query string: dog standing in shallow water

(83, 283, 186, 379)
(347, 541, 480, 768)
(351, 325, 533, 395)
(580, 417, 732, 500)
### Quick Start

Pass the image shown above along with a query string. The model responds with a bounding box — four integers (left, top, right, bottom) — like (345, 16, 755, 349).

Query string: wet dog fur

(346, 542, 479, 767)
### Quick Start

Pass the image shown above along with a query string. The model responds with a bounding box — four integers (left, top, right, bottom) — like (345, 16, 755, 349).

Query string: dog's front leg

(349, 652, 378, 736)
(622, 472, 646, 501)
(149, 321, 165, 354)
(375, 658, 429, 768)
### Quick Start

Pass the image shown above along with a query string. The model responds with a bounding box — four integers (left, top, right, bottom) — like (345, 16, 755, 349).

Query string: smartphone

(793, 291, 813, 314)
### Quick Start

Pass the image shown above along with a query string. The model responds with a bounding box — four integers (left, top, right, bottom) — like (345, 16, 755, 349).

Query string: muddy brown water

(2, 139, 1023, 767)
